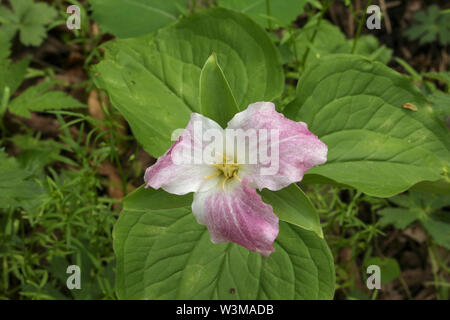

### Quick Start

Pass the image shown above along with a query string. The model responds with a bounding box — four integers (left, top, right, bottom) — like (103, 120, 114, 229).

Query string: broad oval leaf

(94, 8, 284, 157)
(114, 187, 335, 299)
(285, 55, 450, 197)
(199, 53, 239, 127)
(90, 0, 187, 38)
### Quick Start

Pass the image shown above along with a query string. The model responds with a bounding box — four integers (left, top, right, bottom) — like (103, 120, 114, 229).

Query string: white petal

(144, 113, 223, 195)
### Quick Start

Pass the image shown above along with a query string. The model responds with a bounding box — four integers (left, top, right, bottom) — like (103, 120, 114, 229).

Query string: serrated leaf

(421, 211, 450, 250)
(285, 55, 450, 197)
(10, 134, 63, 175)
(0, 0, 57, 46)
(8, 81, 84, 117)
(94, 8, 284, 157)
(404, 5, 450, 46)
(0, 149, 42, 209)
(90, 0, 187, 38)
(378, 192, 450, 249)
(377, 208, 421, 229)
(114, 187, 335, 299)
(0, 32, 29, 105)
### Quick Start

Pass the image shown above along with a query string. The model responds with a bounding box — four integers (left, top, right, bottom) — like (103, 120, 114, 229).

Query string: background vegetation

(0, 0, 448, 299)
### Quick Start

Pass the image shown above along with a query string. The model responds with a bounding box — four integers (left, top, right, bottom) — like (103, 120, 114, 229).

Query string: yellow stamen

(222, 176, 230, 192)
(214, 152, 228, 164)
(205, 154, 243, 191)
(204, 172, 221, 180)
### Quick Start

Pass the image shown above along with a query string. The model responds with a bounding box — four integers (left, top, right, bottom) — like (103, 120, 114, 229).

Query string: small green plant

(0, 33, 84, 121)
(377, 192, 450, 250)
(0, 0, 58, 46)
(404, 5, 450, 46)
(0, 113, 122, 299)
(0, 148, 42, 209)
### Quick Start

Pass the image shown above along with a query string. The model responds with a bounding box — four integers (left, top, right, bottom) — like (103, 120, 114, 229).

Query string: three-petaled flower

(145, 102, 327, 257)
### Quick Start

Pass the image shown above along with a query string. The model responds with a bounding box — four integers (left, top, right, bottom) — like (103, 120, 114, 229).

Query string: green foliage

(424, 71, 450, 91)
(291, 19, 392, 67)
(428, 91, 450, 125)
(378, 192, 450, 249)
(218, 0, 308, 28)
(0, 113, 123, 299)
(114, 187, 335, 299)
(286, 55, 450, 197)
(0, 34, 83, 118)
(1, 0, 448, 301)
(260, 183, 323, 238)
(404, 5, 450, 46)
(199, 53, 239, 127)
(0, 0, 58, 46)
(8, 80, 85, 117)
(364, 257, 401, 285)
(90, 0, 188, 38)
(308, 185, 387, 295)
(0, 32, 29, 111)
(0, 149, 42, 209)
(94, 8, 284, 157)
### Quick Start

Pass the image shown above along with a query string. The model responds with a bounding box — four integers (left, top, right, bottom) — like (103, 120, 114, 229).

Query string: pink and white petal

(227, 101, 327, 191)
(144, 113, 223, 195)
(192, 178, 279, 257)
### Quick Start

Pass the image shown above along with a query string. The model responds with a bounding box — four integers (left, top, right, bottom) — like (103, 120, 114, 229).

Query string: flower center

(204, 154, 241, 191)
(215, 162, 239, 179)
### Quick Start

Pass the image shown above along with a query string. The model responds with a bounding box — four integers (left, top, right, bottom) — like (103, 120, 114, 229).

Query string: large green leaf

(218, 0, 308, 28)
(94, 8, 284, 157)
(428, 90, 450, 124)
(114, 187, 335, 299)
(199, 53, 239, 127)
(260, 183, 323, 238)
(90, 0, 187, 38)
(285, 55, 450, 197)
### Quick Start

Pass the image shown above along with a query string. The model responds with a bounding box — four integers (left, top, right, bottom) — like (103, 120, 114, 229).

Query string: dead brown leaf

(97, 161, 135, 201)
(404, 225, 427, 243)
(88, 90, 105, 121)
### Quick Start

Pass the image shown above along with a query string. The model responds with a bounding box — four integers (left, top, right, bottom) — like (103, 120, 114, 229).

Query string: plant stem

(191, 0, 197, 15)
(265, 0, 273, 32)
(351, 0, 372, 54)
(431, 244, 450, 273)
(428, 244, 442, 299)
(300, 0, 330, 70)
(398, 275, 413, 299)
(288, 27, 299, 69)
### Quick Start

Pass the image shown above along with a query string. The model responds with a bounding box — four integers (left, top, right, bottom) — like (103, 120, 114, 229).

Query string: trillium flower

(144, 102, 327, 257)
